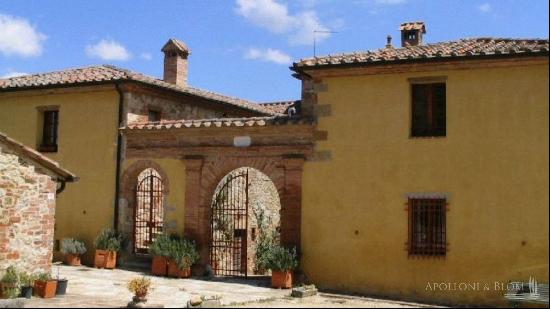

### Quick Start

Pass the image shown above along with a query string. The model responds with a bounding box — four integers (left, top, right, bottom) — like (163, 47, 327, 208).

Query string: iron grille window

(39, 110, 59, 152)
(411, 83, 446, 137)
(407, 198, 447, 257)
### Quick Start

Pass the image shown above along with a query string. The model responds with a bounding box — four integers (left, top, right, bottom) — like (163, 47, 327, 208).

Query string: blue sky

(1, 0, 548, 102)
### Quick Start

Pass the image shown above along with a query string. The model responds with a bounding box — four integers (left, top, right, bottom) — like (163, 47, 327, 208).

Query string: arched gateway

(121, 116, 315, 273)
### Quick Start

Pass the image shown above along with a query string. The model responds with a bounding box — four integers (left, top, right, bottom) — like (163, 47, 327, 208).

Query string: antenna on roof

(314, 30, 338, 57)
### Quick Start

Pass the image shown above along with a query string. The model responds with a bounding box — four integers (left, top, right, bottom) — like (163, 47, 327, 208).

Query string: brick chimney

(399, 22, 426, 47)
(162, 39, 190, 87)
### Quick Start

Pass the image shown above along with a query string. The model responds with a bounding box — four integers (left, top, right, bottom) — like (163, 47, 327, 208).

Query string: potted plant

(33, 272, 57, 298)
(265, 245, 298, 289)
(167, 238, 200, 278)
(61, 238, 87, 266)
(18, 271, 35, 299)
(53, 262, 68, 296)
(149, 234, 171, 276)
(127, 276, 152, 306)
(94, 228, 124, 269)
(0, 266, 20, 299)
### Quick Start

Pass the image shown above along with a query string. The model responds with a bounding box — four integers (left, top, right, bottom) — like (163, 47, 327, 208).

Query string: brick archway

(183, 155, 304, 270)
(119, 160, 170, 255)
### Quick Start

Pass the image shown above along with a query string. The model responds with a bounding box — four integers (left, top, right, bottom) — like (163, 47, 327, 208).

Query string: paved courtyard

(19, 265, 440, 308)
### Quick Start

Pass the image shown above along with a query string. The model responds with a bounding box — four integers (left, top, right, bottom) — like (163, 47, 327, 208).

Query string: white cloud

(236, 0, 294, 33)
(478, 3, 491, 12)
(140, 52, 152, 60)
(0, 13, 46, 57)
(1, 71, 28, 78)
(290, 11, 329, 45)
(244, 47, 292, 64)
(235, 0, 331, 45)
(85, 39, 131, 61)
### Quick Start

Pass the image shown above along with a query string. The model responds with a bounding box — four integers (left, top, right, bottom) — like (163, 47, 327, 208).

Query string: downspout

(114, 83, 125, 231)
(55, 179, 67, 195)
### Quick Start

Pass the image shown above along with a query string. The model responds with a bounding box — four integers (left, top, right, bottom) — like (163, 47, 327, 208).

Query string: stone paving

(19, 265, 441, 308)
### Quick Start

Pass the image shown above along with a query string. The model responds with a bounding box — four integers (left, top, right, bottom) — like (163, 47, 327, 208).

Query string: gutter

(114, 82, 125, 231)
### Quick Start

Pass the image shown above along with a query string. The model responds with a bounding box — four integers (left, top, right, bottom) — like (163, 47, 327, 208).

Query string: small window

(39, 110, 59, 152)
(407, 198, 447, 257)
(411, 83, 446, 137)
(148, 110, 161, 122)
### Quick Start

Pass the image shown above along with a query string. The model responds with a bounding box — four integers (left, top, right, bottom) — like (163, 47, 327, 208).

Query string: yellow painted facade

(0, 87, 120, 262)
(301, 62, 549, 306)
(0, 57, 547, 307)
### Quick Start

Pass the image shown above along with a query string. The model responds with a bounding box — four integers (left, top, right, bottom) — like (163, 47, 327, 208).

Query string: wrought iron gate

(210, 169, 249, 277)
(135, 168, 164, 254)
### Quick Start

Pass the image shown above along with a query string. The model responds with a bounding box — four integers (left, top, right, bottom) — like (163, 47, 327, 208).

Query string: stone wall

(125, 91, 250, 124)
(211, 167, 281, 275)
(0, 148, 56, 276)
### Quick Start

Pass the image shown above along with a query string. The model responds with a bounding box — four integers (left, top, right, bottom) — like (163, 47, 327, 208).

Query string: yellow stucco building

(1, 23, 548, 306)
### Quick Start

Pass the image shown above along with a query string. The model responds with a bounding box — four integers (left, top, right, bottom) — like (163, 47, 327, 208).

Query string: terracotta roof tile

(0, 132, 78, 182)
(399, 21, 426, 32)
(0, 65, 274, 115)
(294, 38, 549, 69)
(122, 116, 311, 131)
(259, 100, 300, 115)
(161, 38, 190, 54)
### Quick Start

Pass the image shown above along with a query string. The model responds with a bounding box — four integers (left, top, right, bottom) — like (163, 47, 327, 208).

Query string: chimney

(386, 35, 393, 48)
(162, 39, 190, 87)
(399, 22, 426, 47)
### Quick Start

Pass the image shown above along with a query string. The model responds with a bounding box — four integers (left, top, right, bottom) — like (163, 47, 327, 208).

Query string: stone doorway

(210, 167, 281, 277)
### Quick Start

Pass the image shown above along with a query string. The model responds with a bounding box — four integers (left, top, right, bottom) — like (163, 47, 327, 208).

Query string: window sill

(409, 135, 447, 140)
(38, 145, 58, 153)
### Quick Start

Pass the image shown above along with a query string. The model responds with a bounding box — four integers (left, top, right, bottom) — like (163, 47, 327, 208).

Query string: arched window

(135, 168, 164, 254)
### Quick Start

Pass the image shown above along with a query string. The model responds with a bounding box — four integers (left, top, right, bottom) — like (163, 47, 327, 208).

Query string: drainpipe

(114, 82, 125, 231)
(55, 179, 66, 194)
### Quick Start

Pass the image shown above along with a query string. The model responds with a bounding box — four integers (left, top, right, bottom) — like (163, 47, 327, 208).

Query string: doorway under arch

(210, 167, 281, 277)
(134, 168, 165, 254)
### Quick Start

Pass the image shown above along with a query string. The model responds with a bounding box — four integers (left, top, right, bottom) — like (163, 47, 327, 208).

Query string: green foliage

(149, 234, 172, 257)
(94, 228, 124, 252)
(255, 230, 278, 273)
(167, 237, 200, 269)
(35, 272, 52, 282)
(264, 245, 298, 272)
(17, 272, 36, 288)
(1, 266, 20, 299)
(61, 238, 87, 255)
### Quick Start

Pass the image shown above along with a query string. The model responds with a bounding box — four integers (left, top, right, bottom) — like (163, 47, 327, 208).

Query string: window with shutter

(39, 110, 59, 152)
(411, 83, 446, 137)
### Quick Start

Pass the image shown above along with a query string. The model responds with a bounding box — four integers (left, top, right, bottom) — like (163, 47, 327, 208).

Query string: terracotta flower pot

(34, 280, 58, 298)
(151, 255, 168, 276)
(94, 249, 117, 269)
(271, 270, 293, 289)
(65, 253, 81, 266)
(167, 260, 191, 278)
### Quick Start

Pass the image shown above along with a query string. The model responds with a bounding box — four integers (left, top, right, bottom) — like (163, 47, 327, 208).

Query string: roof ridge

(130, 115, 282, 126)
(0, 64, 115, 80)
(0, 64, 275, 115)
(294, 37, 549, 69)
(297, 37, 549, 62)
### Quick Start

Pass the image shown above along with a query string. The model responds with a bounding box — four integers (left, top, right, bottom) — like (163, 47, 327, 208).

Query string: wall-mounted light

(233, 136, 251, 147)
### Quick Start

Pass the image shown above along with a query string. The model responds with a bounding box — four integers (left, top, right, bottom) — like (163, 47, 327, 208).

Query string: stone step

(120, 255, 152, 272)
